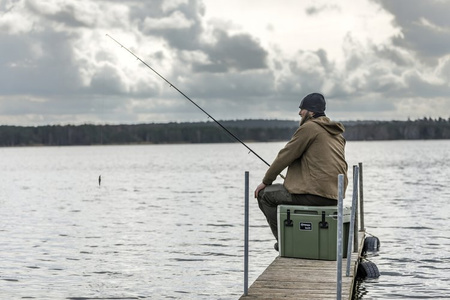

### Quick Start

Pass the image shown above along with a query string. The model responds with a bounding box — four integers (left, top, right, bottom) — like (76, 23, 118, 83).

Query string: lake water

(0, 140, 449, 299)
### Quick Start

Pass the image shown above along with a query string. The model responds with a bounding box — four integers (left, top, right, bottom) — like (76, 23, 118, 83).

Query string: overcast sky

(1, 0, 449, 126)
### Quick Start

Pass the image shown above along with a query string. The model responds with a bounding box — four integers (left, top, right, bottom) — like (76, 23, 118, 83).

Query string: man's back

(283, 117, 348, 199)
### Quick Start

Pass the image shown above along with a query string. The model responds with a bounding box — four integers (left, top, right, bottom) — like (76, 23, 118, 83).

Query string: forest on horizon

(1, 118, 450, 147)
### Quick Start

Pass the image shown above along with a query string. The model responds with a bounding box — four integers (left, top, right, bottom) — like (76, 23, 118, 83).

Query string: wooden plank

(240, 232, 365, 300)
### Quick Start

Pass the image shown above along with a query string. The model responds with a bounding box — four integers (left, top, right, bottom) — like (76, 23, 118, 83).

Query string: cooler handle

(284, 209, 293, 227)
(319, 211, 329, 229)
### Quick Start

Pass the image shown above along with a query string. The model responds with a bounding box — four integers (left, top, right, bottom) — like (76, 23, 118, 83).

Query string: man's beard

(300, 113, 312, 126)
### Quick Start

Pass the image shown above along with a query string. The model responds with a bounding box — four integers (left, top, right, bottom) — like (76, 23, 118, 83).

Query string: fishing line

(106, 34, 278, 171)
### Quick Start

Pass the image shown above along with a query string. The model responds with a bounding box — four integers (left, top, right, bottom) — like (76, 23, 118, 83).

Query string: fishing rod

(106, 34, 279, 172)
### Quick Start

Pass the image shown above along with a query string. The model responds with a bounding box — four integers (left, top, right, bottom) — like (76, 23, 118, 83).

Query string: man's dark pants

(257, 184, 337, 240)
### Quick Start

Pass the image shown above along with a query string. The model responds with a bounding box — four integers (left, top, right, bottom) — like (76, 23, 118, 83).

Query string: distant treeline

(1, 118, 449, 147)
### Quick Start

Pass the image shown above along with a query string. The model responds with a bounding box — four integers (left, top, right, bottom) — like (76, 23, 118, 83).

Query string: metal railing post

(358, 162, 365, 231)
(336, 174, 344, 300)
(353, 167, 359, 251)
(244, 171, 249, 296)
(346, 165, 359, 276)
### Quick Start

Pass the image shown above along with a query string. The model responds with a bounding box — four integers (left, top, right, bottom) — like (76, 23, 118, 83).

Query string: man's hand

(254, 182, 267, 198)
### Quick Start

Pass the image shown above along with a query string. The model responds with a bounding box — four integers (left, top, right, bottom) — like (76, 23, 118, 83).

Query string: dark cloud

(193, 29, 268, 73)
(139, 2, 204, 50)
(373, 45, 415, 67)
(89, 65, 128, 95)
(375, 0, 450, 61)
(403, 70, 449, 98)
(25, 1, 89, 28)
(305, 4, 340, 15)
(0, 31, 83, 96)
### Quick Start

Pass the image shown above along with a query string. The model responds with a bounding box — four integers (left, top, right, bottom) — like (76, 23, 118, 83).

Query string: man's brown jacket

(262, 116, 348, 200)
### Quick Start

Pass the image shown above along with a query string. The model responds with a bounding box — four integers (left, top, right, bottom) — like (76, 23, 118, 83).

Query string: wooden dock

(240, 232, 365, 300)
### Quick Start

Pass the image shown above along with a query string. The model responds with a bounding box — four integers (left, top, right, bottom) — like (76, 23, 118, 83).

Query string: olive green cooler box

(277, 205, 351, 260)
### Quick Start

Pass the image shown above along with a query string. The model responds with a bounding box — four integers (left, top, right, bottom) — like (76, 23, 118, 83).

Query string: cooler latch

(319, 211, 329, 229)
(284, 209, 293, 227)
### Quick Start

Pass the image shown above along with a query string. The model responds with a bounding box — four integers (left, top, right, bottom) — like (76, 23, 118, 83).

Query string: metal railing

(244, 171, 249, 296)
(337, 163, 363, 299)
(336, 173, 345, 299)
(243, 163, 364, 298)
(346, 165, 360, 276)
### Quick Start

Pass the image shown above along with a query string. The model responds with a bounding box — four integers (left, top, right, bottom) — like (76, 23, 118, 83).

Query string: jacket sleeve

(262, 125, 315, 185)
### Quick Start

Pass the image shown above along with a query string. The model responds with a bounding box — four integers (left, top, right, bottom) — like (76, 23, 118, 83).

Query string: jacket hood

(310, 116, 345, 135)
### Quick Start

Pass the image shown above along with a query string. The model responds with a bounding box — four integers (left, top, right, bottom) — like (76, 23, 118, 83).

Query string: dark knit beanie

(299, 93, 326, 114)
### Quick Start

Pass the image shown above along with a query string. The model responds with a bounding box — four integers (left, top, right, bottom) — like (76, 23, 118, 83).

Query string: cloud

(192, 29, 268, 72)
(376, 0, 450, 60)
(0, 31, 84, 96)
(143, 10, 194, 31)
(0, 0, 449, 125)
(305, 4, 341, 15)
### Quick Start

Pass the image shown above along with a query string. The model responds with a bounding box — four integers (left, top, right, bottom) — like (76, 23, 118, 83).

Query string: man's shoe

(274, 242, 279, 252)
